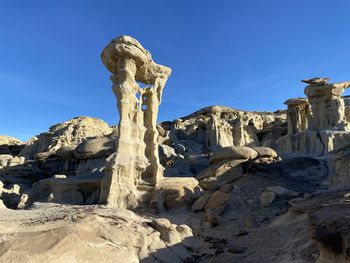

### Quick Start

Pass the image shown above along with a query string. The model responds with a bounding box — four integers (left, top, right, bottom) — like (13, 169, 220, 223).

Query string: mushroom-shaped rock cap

(301, 77, 330, 86)
(101, 35, 171, 84)
(101, 35, 151, 71)
(284, 97, 308, 106)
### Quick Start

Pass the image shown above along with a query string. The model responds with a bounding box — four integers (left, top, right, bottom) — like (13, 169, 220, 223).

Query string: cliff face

(164, 105, 287, 150)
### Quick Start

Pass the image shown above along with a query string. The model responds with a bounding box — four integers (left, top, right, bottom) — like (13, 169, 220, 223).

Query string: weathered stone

(99, 35, 171, 208)
(304, 81, 350, 131)
(74, 137, 115, 159)
(0, 199, 6, 209)
(252, 147, 278, 158)
(265, 186, 298, 197)
(20, 117, 113, 159)
(199, 165, 243, 191)
(284, 97, 310, 135)
(204, 191, 230, 214)
(0, 205, 193, 263)
(205, 208, 221, 226)
(0, 136, 23, 146)
(191, 194, 211, 211)
(0, 154, 13, 168)
(260, 190, 276, 207)
(34, 151, 54, 161)
(55, 145, 77, 159)
(153, 177, 201, 210)
(209, 146, 258, 164)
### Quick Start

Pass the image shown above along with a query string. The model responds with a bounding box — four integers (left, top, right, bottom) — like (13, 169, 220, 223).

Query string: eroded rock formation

(277, 79, 350, 156)
(99, 35, 172, 208)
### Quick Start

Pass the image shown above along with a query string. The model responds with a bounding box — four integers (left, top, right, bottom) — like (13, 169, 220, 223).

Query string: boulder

(252, 147, 278, 158)
(205, 208, 221, 226)
(55, 145, 77, 159)
(174, 143, 186, 154)
(74, 137, 115, 159)
(197, 159, 244, 191)
(7, 156, 25, 166)
(265, 186, 299, 198)
(159, 144, 177, 160)
(260, 190, 276, 207)
(150, 218, 181, 245)
(199, 165, 243, 191)
(153, 177, 201, 210)
(191, 194, 211, 211)
(34, 151, 54, 161)
(209, 146, 258, 164)
(0, 154, 13, 168)
(204, 190, 231, 214)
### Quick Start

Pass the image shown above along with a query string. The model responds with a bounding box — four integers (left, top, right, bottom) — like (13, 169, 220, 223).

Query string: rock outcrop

(20, 117, 113, 160)
(0, 135, 25, 155)
(277, 79, 350, 156)
(99, 35, 172, 208)
(0, 204, 195, 263)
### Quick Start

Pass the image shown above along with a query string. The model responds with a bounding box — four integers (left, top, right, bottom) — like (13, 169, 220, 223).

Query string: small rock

(260, 191, 276, 207)
(191, 194, 211, 211)
(205, 208, 221, 226)
(204, 191, 231, 214)
(227, 246, 246, 254)
(344, 193, 350, 200)
(251, 147, 277, 158)
(209, 146, 258, 164)
(54, 174, 67, 179)
(218, 184, 233, 193)
(265, 186, 298, 197)
(174, 143, 186, 154)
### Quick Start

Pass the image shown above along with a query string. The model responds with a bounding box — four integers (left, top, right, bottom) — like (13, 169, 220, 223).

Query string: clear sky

(1, 0, 350, 141)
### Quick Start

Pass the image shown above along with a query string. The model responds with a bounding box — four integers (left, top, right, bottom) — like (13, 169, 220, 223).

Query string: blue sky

(1, 0, 350, 141)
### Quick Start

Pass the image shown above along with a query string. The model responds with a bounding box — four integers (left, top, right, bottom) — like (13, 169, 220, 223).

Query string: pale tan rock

(7, 156, 25, 166)
(74, 137, 115, 159)
(209, 146, 258, 163)
(0, 135, 23, 145)
(0, 154, 13, 168)
(204, 190, 230, 214)
(304, 80, 350, 131)
(206, 107, 234, 150)
(284, 98, 310, 135)
(252, 146, 278, 158)
(191, 194, 211, 211)
(198, 165, 243, 191)
(150, 218, 182, 245)
(153, 177, 201, 210)
(0, 205, 193, 263)
(196, 159, 246, 181)
(260, 190, 276, 207)
(20, 116, 113, 159)
(167, 106, 287, 152)
(34, 151, 54, 161)
(99, 35, 172, 208)
(0, 199, 6, 209)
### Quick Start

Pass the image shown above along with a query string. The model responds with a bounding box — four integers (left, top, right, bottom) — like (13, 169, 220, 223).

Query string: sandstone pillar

(99, 35, 171, 208)
(284, 98, 310, 135)
(304, 81, 350, 131)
